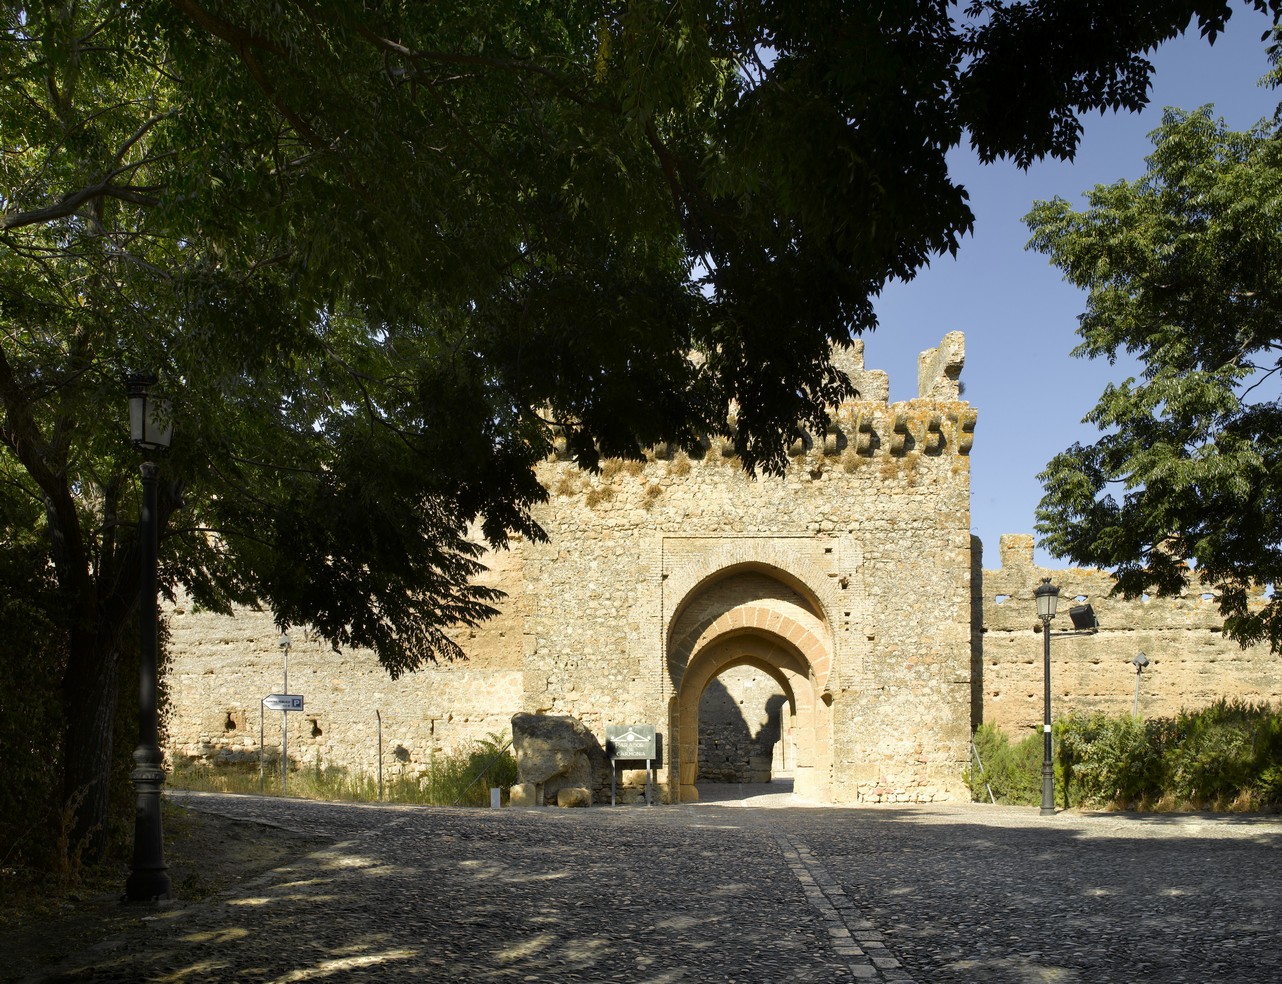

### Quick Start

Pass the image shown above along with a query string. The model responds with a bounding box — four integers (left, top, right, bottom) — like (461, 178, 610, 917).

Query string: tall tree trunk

(61, 624, 122, 865)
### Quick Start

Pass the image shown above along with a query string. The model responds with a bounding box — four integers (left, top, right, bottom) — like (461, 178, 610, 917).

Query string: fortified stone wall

(163, 335, 976, 804)
(165, 538, 528, 780)
(166, 332, 1282, 806)
(518, 333, 976, 803)
(978, 534, 1281, 735)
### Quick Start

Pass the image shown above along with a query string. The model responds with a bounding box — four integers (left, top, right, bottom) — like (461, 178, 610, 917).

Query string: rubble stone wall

(978, 535, 1281, 736)
(165, 539, 527, 780)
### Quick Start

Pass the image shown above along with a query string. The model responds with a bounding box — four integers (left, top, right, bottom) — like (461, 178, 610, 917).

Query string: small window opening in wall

(824, 546, 833, 554)
(309, 718, 322, 738)
(224, 712, 237, 732)
(1075, 595, 1087, 603)
(995, 595, 1009, 605)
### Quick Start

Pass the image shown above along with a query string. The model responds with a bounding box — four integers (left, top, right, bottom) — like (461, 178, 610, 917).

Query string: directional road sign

(263, 694, 304, 712)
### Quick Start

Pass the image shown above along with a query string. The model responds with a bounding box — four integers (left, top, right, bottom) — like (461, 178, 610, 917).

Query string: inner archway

(697, 663, 795, 784)
(675, 634, 829, 801)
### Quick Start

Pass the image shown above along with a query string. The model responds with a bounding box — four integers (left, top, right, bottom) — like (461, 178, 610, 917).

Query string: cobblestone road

(32, 790, 1282, 983)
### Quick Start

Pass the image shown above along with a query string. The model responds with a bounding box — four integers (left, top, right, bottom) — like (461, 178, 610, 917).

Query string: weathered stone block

(509, 782, 539, 807)
(555, 786, 592, 807)
(511, 712, 608, 801)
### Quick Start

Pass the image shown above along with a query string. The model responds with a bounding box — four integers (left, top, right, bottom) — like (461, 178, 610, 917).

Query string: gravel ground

(22, 788, 1282, 983)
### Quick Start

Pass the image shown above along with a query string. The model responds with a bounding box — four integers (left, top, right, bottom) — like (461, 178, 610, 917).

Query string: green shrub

(1164, 700, 1282, 808)
(170, 731, 518, 807)
(1052, 700, 1282, 811)
(1056, 714, 1165, 808)
(967, 722, 1044, 806)
(415, 733, 518, 806)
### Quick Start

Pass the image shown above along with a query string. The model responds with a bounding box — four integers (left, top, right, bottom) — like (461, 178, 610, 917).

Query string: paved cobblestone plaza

(34, 791, 1282, 983)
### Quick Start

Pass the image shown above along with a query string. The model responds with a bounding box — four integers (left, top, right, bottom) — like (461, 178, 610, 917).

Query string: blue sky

(869, 8, 1281, 571)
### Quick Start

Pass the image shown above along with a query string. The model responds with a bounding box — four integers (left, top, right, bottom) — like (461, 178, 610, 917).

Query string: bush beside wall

(970, 700, 1282, 811)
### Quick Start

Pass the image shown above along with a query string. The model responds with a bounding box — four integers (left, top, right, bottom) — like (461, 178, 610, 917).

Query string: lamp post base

(124, 744, 171, 903)
(1040, 762, 1056, 817)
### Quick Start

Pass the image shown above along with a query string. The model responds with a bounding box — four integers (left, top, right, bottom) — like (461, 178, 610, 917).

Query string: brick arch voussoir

(683, 637, 809, 703)
(670, 604, 833, 693)
(666, 550, 833, 631)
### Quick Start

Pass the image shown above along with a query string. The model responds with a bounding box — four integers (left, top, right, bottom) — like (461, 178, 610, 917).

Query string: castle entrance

(666, 565, 834, 803)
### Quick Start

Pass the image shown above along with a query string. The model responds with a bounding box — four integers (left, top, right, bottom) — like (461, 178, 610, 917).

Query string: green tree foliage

(4, 0, 1281, 863)
(1028, 104, 1282, 651)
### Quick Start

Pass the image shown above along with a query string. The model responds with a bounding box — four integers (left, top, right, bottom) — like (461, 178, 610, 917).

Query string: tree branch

(0, 342, 92, 605)
(1, 178, 162, 231)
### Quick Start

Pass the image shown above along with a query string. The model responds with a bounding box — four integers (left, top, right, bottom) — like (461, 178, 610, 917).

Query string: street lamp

(1033, 577, 1060, 817)
(1131, 651, 1150, 717)
(124, 374, 173, 902)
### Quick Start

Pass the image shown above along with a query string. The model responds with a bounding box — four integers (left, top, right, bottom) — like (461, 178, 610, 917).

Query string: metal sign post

(280, 634, 290, 794)
(261, 693, 304, 795)
(605, 725, 659, 806)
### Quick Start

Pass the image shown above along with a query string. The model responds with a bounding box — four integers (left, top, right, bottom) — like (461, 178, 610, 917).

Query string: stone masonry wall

(979, 534, 1282, 736)
(162, 334, 976, 804)
(165, 536, 528, 780)
(519, 333, 976, 803)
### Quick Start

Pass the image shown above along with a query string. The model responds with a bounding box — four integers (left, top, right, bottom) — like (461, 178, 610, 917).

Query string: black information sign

(606, 724, 656, 760)
(605, 725, 659, 806)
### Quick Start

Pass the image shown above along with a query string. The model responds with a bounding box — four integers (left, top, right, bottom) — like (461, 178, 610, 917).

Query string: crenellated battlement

(549, 332, 976, 463)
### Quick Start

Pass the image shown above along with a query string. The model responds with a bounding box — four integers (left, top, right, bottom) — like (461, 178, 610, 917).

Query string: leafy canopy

(4, 0, 1282, 680)
(1028, 105, 1282, 651)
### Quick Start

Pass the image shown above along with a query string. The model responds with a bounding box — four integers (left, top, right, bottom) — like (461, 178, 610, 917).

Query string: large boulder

(511, 713, 608, 805)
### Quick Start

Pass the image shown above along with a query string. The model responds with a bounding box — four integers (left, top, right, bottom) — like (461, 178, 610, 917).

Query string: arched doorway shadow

(696, 664, 794, 785)
(671, 632, 831, 803)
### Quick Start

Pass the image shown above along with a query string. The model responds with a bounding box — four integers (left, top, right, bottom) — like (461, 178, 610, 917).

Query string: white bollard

(490, 787, 502, 809)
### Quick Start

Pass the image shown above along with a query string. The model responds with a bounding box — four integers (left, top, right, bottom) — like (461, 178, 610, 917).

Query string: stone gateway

(164, 334, 1280, 803)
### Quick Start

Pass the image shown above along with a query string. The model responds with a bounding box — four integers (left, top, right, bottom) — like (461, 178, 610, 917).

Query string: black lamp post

(1034, 577, 1060, 817)
(124, 374, 173, 903)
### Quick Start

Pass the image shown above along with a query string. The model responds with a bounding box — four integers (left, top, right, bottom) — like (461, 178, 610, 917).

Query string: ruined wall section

(165, 532, 530, 779)
(979, 534, 1281, 734)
